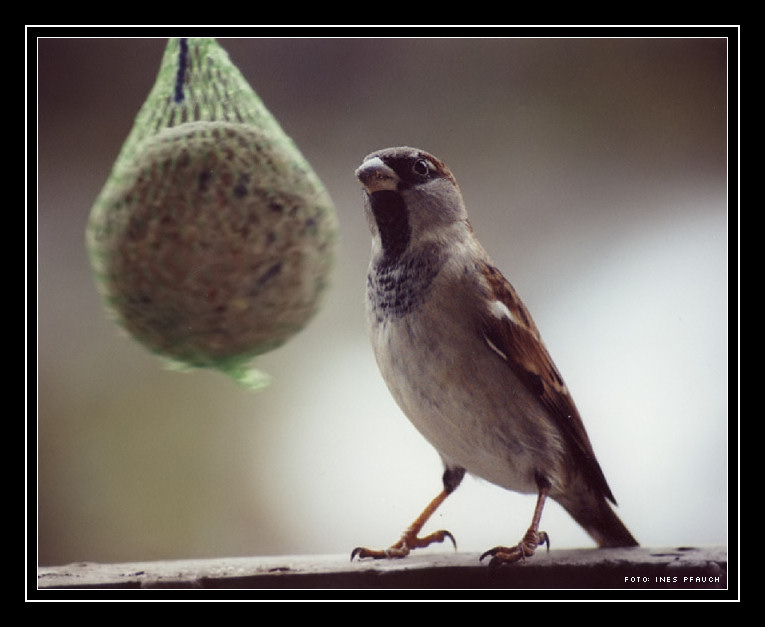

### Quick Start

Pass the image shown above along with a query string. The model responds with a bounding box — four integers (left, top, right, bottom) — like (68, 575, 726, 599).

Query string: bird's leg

(480, 478, 551, 567)
(351, 467, 464, 560)
(351, 488, 454, 559)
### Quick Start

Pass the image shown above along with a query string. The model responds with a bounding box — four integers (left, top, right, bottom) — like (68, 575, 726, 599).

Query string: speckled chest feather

(366, 247, 443, 325)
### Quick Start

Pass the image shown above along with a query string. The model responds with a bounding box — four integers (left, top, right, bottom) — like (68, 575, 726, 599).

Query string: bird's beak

(355, 157, 399, 194)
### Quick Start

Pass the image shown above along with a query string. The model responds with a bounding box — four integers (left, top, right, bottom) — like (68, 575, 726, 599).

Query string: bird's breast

(366, 262, 562, 494)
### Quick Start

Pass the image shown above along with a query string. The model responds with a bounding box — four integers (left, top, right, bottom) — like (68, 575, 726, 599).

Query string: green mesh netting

(86, 38, 337, 389)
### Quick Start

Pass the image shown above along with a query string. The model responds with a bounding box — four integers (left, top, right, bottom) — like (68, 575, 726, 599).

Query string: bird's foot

(479, 529, 550, 567)
(351, 528, 457, 560)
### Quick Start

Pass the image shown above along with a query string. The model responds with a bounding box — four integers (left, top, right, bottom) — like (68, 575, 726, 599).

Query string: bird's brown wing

(478, 262, 616, 503)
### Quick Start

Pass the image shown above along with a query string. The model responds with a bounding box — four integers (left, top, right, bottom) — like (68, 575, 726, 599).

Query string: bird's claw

(350, 545, 409, 560)
(351, 529, 457, 561)
(479, 529, 550, 568)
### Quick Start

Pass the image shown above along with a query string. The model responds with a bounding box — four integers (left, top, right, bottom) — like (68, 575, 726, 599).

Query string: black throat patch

(369, 190, 410, 263)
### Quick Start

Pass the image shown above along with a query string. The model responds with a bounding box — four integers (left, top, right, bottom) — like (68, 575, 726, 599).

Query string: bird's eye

(412, 159, 430, 176)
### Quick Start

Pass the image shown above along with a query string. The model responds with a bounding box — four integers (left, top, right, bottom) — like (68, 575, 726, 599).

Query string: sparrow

(351, 147, 638, 567)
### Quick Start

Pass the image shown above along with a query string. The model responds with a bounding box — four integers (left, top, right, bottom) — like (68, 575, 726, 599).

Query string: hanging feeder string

(174, 38, 189, 104)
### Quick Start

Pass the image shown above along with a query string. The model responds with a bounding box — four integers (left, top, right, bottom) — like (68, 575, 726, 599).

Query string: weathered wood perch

(37, 546, 727, 591)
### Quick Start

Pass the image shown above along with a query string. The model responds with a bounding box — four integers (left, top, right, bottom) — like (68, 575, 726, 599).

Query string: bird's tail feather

(559, 493, 639, 548)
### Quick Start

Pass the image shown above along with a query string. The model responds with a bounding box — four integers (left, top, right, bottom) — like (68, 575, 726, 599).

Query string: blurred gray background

(37, 37, 728, 566)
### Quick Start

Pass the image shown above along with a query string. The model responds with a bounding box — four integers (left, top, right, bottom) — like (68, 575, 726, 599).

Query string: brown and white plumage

(352, 147, 637, 566)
